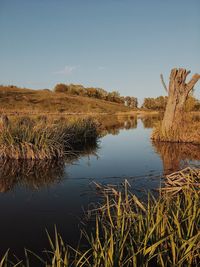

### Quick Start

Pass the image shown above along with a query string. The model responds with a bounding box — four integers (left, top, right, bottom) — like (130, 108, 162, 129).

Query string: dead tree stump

(153, 68, 200, 142)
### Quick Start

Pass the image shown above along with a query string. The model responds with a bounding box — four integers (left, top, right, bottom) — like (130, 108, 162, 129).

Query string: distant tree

(142, 96, 167, 110)
(185, 95, 199, 112)
(125, 96, 131, 107)
(125, 96, 138, 108)
(54, 83, 69, 93)
(130, 97, 138, 108)
(86, 88, 99, 98)
(142, 95, 200, 112)
(120, 96, 125, 105)
(96, 88, 108, 100)
(53, 83, 136, 105)
(106, 91, 121, 103)
(68, 84, 85, 95)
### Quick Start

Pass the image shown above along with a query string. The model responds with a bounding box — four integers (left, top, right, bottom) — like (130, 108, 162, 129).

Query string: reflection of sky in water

(67, 120, 162, 180)
(0, 117, 200, 258)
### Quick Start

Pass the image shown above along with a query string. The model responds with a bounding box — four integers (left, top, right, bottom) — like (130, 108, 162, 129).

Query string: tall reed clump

(0, 173, 199, 266)
(0, 116, 98, 160)
(43, 180, 199, 267)
(64, 117, 99, 150)
(70, 183, 199, 267)
(6, 183, 199, 266)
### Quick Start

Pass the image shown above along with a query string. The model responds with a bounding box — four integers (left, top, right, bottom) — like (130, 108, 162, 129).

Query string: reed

(0, 116, 98, 160)
(24, 183, 200, 266)
(0, 171, 199, 266)
(162, 167, 200, 195)
(75, 181, 199, 267)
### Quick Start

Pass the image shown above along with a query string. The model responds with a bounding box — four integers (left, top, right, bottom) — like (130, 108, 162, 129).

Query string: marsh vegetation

(0, 116, 98, 159)
(1, 174, 199, 266)
(0, 113, 200, 266)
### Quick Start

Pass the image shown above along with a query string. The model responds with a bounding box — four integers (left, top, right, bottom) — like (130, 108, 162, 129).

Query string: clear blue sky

(0, 0, 200, 100)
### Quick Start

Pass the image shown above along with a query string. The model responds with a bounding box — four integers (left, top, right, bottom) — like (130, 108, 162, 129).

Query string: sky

(0, 0, 200, 101)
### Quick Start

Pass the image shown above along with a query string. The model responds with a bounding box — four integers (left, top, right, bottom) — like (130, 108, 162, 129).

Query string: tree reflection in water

(98, 115, 137, 136)
(140, 114, 162, 129)
(0, 160, 65, 192)
(0, 142, 99, 193)
(152, 141, 200, 175)
(0, 115, 142, 193)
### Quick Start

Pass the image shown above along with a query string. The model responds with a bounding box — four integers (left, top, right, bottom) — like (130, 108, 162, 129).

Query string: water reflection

(0, 115, 139, 194)
(98, 115, 137, 136)
(0, 142, 99, 193)
(1, 114, 200, 193)
(1, 114, 200, 258)
(140, 114, 162, 128)
(0, 160, 65, 192)
(152, 141, 200, 175)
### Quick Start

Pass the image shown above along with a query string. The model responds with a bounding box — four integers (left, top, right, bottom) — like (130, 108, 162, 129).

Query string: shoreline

(0, 110, 160, 116)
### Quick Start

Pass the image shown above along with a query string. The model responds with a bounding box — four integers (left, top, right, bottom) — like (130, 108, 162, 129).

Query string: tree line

(2, 83, 200, 112)
(54, 83, 138, 108)
(142, 95, 200, 111)
(54, 83, 200, 111)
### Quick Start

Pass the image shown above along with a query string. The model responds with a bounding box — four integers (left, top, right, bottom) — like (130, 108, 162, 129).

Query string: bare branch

(160, 74, 168, 93)
(186, 73, 200, 93)
(186, 70, 191, 76)
(183, 70, 191, 83)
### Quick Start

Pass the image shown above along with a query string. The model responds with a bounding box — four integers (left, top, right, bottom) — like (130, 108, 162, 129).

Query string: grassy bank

(0, 86, 131, 114)
(152, 119, 200, 144)
(0, 116, 98, 159)
(1, 169, 199, 266)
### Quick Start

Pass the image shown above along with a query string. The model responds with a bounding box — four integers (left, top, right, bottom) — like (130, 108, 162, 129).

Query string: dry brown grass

(162, 167, 200, 195)
(0, 116, 99, 160)
(0, 85, 130, 114)
(152, 119, 200, 144)
(0, 174, 200, 266)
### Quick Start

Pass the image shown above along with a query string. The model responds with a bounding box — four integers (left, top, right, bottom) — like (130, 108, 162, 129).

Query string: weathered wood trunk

(161, 68, 200, 138)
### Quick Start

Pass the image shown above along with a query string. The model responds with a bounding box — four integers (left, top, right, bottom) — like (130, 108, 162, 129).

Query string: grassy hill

(0, 86, 132, 114)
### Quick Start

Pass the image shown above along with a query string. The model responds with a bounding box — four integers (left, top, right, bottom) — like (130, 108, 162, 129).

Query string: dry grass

(152, 119, 200, 144)
(0, 85, 130, 114)
(162, 167, 200, 195)
(0, 174, 200, 266)
(0, 116, 99, 159)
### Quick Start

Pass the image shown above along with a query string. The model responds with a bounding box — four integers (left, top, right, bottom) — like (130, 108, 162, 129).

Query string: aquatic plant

(0, 167, 199, 266)
(1, 179, 200, 266)
(0, 116, 98, 160)
(74, 181, 199, 267)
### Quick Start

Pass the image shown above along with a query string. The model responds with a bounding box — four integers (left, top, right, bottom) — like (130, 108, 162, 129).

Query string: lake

(0, 114, 200, 258)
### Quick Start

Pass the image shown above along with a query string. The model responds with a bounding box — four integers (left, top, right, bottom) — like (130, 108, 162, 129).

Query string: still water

(0, 115, 200, 257)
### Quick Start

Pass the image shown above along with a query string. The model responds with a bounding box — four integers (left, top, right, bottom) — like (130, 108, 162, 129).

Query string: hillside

(0, 86, 132, 114)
